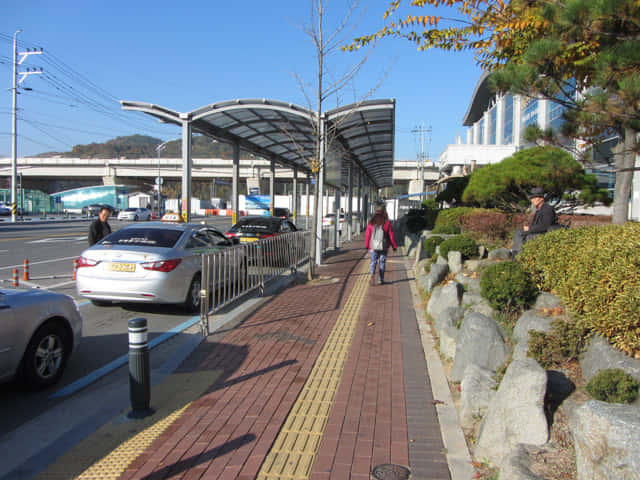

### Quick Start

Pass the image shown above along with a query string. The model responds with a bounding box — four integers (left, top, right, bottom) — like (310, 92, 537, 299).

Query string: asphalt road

(0, 216, 234, 437)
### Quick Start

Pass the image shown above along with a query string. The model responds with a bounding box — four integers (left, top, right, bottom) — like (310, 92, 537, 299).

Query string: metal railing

(199, 230, 311, 336)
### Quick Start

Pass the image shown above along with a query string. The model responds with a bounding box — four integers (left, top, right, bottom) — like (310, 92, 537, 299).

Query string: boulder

(499, 445, 548, 480)
(427, 282, 463, 320)
(462, 291, 484, 308)
(448, 250, 463, 274)
(414, 258, 431, 278)
(455, 273, 481, 293)
(474, 359, 549, 466)
(436, 254, 448, 265)
(570, 400, 640, 480)
(533, 292, 563, 310)
(466, 300, 496, 319)
(488, 247, 512, 260)
(580, 335, 640, 383)
(513, 311, 554, 345)
(450, 312, 509, 382)
(463, 259, 481, 272)
(435, 307, 463, 360)
(460, 364, 497, 430)
(478, 245, 488, 259)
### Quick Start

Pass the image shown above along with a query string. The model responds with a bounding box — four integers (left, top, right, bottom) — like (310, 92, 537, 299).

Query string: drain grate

(371, 463, 411, 480)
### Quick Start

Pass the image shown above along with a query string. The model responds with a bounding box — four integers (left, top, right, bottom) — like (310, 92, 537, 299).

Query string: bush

(406, 206, 439, 233)
(518, 222, 640, 357)
(527, 319, 590, 369)
(586, 369, 640, 404)
(432, 207, 474, 234)
(458, 209, 514, 247)
(422, 235, 444, 258)
(439, 235, 478, 260)
(480, 261, 537, 312)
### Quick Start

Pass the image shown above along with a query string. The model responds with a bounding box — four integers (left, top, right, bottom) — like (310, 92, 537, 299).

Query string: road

(0, 216, 233, 437)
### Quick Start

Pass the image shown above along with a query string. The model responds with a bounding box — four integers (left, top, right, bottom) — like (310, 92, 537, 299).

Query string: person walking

(88, 206, 112, 246)
(365, 204, 397, 285)
(512, 187, 559, 255)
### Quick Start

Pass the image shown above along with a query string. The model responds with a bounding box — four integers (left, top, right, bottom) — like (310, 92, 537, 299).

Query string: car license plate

(108, 262, 136, 272)
(240, 238, 258, 243)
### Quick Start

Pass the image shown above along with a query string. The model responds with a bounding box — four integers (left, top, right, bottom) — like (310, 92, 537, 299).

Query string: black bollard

(128, 318, 152, 417)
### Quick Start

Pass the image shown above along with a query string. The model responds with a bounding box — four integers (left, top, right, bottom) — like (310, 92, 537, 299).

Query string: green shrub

(480, 261, 537, 312)
(406, 206, 439, 233)
(586, 369, 640, 404)
(518, 222, 640, 357)
(432, 207, 474, 234)
(422, 235, 444, 258)
(527, 319, 590, 369)
(406, 214, 427, 234)
(439, 235, 478, 260)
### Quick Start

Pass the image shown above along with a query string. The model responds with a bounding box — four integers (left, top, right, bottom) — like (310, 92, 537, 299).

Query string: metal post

(269, 158, 275, 216)
(232, 142, 240, 225)
(181, 120, 192, 223)
(334, 188, 340, 249)
(347, 161, 353, 241)
(156, 141, 167, 217)
(128, 318, 152, 417)
(292, 167, 297, 224)
(11, 30, 21, 224)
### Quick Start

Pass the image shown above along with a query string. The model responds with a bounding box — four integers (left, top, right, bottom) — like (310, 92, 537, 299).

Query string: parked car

(273, 207, 291, 219)
(0, 204, 11, 216)
(322, 212, 346, 232)
(117, 207, 152, 221)
(225, 216, 298, 243)
(0, 288, 82, 389)
(76, 222, 245, 311)
(81, 204, 105, 217)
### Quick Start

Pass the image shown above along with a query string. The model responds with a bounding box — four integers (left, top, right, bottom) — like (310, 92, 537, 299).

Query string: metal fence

(199, 230, 311, 336)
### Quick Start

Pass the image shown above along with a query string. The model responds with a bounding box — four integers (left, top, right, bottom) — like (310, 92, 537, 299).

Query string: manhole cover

(371, 464, 411, 480)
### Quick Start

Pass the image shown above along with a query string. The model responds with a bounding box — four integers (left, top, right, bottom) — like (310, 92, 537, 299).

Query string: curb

(405, 256, 475, 480)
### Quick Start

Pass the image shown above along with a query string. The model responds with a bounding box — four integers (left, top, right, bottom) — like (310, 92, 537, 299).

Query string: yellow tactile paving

(73, 403, 191, 480)
(257, 263, 370, 480)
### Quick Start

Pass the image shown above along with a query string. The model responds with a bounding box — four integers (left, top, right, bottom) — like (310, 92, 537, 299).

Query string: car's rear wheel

(21, 321, 70, 390)
(183, 273, 201, 313)
(91, 299, 112, 307)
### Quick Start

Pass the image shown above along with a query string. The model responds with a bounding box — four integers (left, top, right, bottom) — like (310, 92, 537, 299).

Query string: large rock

(436, 254, 448, 265)
(460, 364, 497, 430)
(455, 273, 481, 293)
(450, 312, 509, 382)
(533, 292, 563, 310)
(488, 248, 512, 260)
(427, 282, 463, 320)
(570, 400, 640, 480)
(434, 307, 463, 360)
(474, 359, 549, 466)
(418, 263, 450, 293)
(513, 311, 554, 360)
(466, 300, 496, 319)
(448, 250, 463, 273)
(580, 335, 640, 383)
(414, 258, 431, 278)
(499, 444, 548, 480)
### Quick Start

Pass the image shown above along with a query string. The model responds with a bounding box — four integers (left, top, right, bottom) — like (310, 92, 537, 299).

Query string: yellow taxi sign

(161, 212, 184, 223)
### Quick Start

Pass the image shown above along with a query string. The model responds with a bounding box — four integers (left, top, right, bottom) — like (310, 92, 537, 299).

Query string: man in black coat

(88, 206, 112, 246)
(512, 187, 558, 255)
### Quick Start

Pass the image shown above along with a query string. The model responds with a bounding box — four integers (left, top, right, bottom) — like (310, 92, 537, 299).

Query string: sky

(1, 0, 483, 164)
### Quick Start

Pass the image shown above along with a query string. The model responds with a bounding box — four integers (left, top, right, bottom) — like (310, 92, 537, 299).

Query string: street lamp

(156, 141, 168, 216)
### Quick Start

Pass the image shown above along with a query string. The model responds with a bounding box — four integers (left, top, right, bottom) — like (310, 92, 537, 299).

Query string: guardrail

(199, 230, 311, 336)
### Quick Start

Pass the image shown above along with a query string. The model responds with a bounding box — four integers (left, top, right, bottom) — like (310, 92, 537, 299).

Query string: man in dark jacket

(88, 206, 112, 246)
(512, 187, 558, 255)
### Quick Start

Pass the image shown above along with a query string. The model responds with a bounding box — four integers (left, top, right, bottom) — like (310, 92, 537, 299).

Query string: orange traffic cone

(23, 259, 29, 281)
(12, 268, 19, 287)
(72, 258, 78, 281)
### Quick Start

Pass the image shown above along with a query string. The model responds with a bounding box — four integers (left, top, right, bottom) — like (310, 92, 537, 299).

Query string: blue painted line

(76, 300, 90, 307)
(49, 315, 201, 399)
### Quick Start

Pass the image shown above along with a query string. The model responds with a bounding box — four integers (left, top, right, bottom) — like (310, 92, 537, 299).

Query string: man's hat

(528, 187, 545, 199)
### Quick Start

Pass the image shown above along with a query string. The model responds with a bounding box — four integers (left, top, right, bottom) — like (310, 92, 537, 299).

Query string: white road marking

(28, 236, 86, 244)
(0, 255, 79, 271)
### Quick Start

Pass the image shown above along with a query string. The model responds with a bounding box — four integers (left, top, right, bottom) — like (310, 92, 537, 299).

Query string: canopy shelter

(121, 98, 395, 262)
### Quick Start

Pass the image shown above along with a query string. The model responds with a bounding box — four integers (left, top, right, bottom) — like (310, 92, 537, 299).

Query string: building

(50, 185, 131, 213)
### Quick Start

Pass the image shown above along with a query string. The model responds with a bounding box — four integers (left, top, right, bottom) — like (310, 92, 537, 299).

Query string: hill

(35, 134, 251, 159)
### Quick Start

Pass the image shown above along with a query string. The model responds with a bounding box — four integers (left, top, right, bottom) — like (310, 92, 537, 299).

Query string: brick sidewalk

(112, 241, 450, 480)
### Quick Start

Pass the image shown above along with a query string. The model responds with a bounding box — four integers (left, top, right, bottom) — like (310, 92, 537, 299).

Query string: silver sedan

(76, 222, 244, 311)
(0, 288, 83, 389)
(117, 207, 152, 221)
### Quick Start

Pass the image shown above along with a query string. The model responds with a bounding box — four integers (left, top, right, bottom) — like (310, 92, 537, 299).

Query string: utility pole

(11, 30, 42, 222)
(156, 141, 168, 217)
(412, 122, 432, 202)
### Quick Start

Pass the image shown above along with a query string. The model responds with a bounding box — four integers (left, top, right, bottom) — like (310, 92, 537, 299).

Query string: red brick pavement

(118, 245, 449, 480)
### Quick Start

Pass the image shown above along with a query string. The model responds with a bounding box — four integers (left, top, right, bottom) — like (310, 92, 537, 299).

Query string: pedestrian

(511, 187, 559, 255)
(88, 206, 112, 246)
(365, 204, 397, 285)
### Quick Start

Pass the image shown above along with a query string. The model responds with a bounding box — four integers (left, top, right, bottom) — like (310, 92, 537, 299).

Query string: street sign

(249, 187, 260, 195)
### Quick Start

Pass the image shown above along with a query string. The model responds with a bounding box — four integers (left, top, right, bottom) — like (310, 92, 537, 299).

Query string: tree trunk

(612, 127, 636, 225)
(308, 172, 319, 280)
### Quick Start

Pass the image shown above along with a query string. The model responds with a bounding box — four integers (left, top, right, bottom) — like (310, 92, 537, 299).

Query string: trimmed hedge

(422, 235, 444, 258)
(586, 369, 639, 404)
(432, 207, 475, 234)
(518, 222, 640, 357)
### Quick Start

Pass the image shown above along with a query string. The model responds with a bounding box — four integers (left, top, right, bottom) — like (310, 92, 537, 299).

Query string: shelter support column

(181, 121, 192, 223)
(292, 167, 297, 223)
(334, 188, 340, 249)
(306, 174, 310, 230)
(347, 161, 353, 241)
(315, 118, 326, 266)
(269, 158, 275, 216)
(232, 141, 240, 225)
(358, 170, 363, 232)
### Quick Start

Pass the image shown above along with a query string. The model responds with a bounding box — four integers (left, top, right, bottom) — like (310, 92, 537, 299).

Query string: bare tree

(292, 0, 390, 279)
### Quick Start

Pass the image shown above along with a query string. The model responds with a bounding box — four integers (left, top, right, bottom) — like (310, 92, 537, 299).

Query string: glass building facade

(0, 189, 53, 213)
(50, 185, 130, 212)
(503, 96, 513, 144)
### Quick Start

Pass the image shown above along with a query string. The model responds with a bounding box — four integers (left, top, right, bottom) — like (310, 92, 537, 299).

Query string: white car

(0, 288, 82, 389)
(76, 222, 246, 311)
(117, 207, 152, 221)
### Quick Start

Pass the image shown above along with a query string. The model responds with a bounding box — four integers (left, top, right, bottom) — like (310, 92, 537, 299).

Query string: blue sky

(1, 0, 483, 163)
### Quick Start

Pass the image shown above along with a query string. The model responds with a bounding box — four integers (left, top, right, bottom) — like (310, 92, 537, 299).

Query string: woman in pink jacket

(364, 204, 397, 285)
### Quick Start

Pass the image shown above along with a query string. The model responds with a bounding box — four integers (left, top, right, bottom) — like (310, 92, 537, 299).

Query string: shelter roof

(121, 98, 395, 188)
